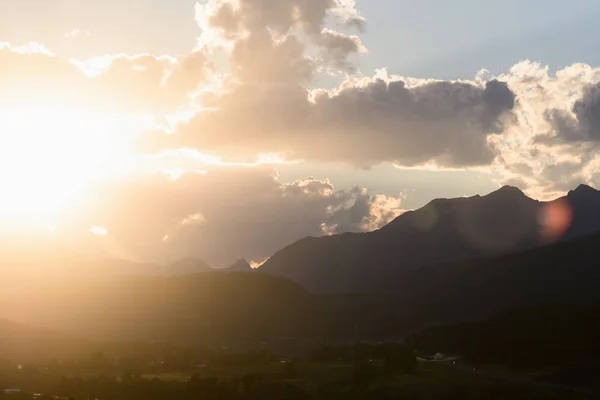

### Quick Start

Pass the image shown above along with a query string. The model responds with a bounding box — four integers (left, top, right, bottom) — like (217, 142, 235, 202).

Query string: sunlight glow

(250, 257, 270, 269)
(0, 108, 118, 224)
(90, 226, 108, 236)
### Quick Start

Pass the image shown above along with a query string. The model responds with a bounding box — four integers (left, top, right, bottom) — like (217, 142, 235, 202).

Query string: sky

(1, 0, 600, 267)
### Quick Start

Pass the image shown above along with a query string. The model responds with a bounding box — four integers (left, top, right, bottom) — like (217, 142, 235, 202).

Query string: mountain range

(5, 225, 600, 343)
(8, 184, 598, 295)
(0, 253, 254, 287)
(2, 184, 600, 343)
(2, 184, 600, 344)
(258, 184, 600, 293)
(224, 259, 253, 272)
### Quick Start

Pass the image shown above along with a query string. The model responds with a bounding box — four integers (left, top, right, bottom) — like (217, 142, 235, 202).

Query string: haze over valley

(3, 0, 600, 398)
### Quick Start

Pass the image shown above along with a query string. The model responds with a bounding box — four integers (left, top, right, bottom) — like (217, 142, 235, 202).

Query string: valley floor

(136, 361, 594, 399)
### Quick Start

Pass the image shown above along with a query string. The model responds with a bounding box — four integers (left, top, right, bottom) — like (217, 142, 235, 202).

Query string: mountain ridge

(258, 184, 600, 293)
(5, 229, 600, 343)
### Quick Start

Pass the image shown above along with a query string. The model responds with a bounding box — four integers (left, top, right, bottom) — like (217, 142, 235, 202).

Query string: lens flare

(538, 199, 572, 243)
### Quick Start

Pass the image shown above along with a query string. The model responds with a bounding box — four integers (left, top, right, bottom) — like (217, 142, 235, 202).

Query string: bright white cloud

(0, 44, 210, 114)
(490, 61, 600, 198)
(64, 28, 91, 38)
(90, 226, 108, 236)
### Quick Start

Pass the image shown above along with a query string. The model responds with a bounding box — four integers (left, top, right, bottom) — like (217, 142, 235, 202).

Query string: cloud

(197, 0, 364, 39)
(0, 42, 83, 108)
(0, 43, 210, 114)
(134, 1, 518, 169)
(138, 1, 523, 171)
(54, 167, 405, 266)
(317, 28, 367, 71)
(542, 82, 600, 143)
(332, 0, 366, 30)
(487, 61, 600, 198)
(88, 51, 211, 114)
(6, 1, 600, 261)
(138, 73, 516, 168)
(321, 189, 405, 234)
(64, 29, 91, 39)
(195, 0, 365, 74)
(229, 31, 314, 84)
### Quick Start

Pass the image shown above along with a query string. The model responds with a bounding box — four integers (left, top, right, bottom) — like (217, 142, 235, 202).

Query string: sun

(0, 107, 117, 227)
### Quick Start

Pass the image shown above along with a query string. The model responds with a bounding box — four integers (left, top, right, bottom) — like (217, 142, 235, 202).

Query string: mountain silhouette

(224, 259, 253, 272)
(562, 184, 600, 240)
(0, 256, 217, 287)
(374, 229, 600, 323)
(167, 257, 213, 274)
(7, 232, 600, 344)
(259, 184, 600, 293)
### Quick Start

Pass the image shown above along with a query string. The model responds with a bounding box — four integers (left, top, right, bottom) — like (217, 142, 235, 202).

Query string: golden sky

(1, 0, 600, 266)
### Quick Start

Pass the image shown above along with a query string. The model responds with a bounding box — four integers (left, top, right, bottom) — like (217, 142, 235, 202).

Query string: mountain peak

(226, 259, 252, 272)
(488, 185, 525, 197)
(260, 179, 600, 293)
(569, 184, 598, 197)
